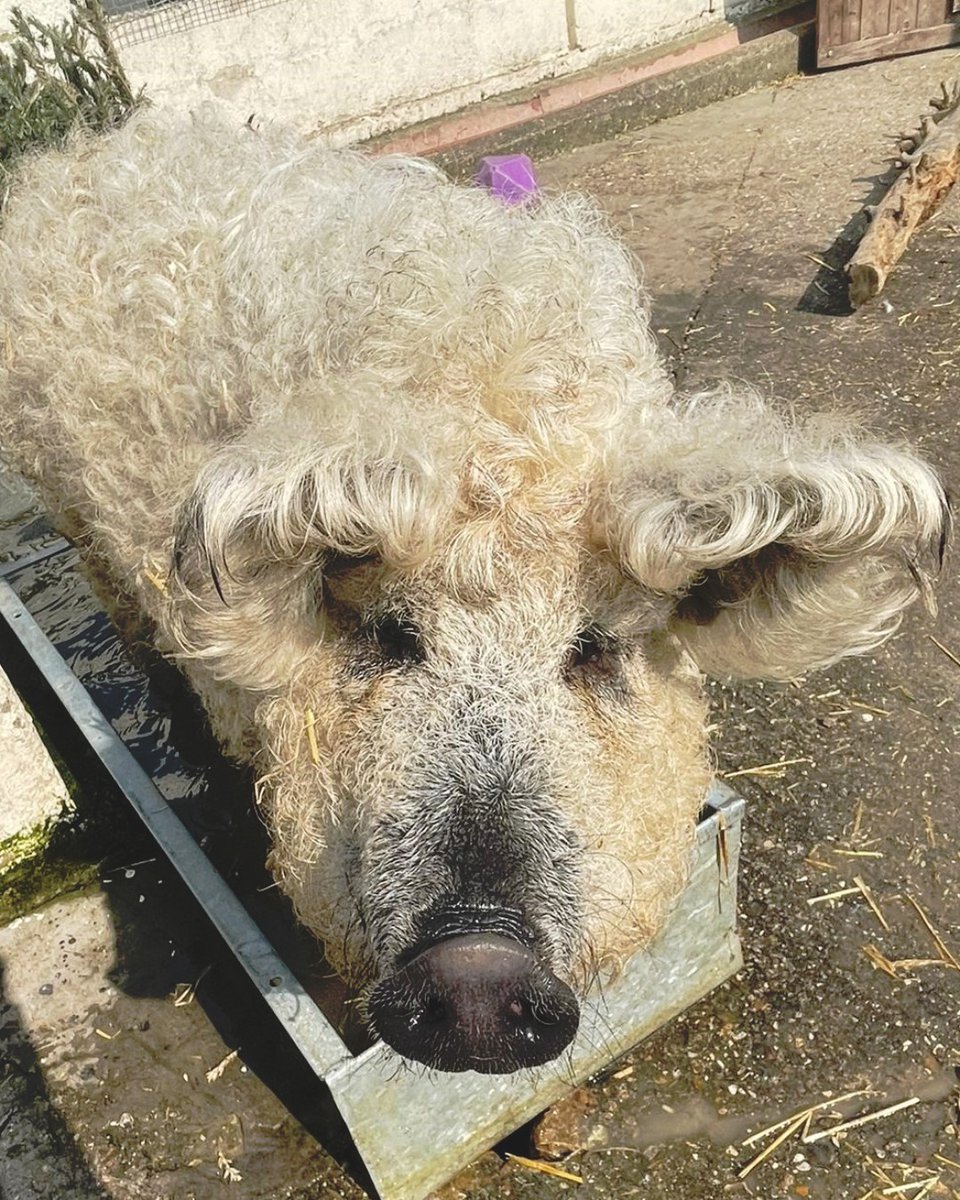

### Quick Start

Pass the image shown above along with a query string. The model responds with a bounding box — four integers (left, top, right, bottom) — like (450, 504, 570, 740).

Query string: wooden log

(848, 87, 960, 309)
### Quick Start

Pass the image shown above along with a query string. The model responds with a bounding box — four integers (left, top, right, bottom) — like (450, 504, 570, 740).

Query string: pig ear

(601, 387, 949, 679)
(172, 431, 448, 594)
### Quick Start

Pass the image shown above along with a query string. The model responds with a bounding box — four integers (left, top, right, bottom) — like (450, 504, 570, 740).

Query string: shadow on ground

(796, 162, 902, 316)
(0, 960, 109, 1200)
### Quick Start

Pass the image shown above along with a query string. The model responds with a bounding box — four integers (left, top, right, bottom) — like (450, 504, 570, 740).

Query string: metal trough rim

(0, 574, 352, 1079)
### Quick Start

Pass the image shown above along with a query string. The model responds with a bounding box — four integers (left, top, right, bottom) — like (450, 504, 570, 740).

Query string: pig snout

(368, 933, 579, 1073)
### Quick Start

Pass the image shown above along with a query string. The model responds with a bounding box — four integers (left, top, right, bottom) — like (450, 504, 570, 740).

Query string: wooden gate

(818, 0, 960, 67)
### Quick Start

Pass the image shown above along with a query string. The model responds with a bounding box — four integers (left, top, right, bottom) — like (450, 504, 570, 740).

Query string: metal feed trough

(0, 538, 745, 1200)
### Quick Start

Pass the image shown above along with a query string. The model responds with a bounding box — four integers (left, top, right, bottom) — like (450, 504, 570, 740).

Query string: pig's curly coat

(0, 109, 946, 989)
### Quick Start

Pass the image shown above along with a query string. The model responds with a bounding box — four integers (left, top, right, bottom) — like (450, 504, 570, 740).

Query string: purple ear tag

(475, 154, 540, 206)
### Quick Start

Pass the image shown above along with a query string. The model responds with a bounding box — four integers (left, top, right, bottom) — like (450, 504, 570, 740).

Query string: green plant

(0, 0, 143, 199)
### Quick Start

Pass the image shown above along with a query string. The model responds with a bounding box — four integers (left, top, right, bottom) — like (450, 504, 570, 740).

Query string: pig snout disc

(368, 933, 579, 1073)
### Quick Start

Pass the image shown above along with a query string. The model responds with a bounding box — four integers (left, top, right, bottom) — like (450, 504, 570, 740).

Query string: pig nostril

(509, 995, 563, 1039)
(527, 996, 565, 1026)
(421, 994, 447, 1025)
(392, 992, 447, 1033)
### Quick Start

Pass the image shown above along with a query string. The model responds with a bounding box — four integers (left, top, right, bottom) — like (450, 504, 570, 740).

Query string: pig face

(171, 390, 946, 1074)
(261, 541, 711, 1073)
(173, 451, 712, 1072)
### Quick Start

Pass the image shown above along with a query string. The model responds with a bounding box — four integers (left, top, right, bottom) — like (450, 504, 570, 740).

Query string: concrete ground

(2, 47, 960, 1200)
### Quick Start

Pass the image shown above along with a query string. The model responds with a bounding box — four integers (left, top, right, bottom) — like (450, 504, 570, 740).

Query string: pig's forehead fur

(1, 105, 664, 529)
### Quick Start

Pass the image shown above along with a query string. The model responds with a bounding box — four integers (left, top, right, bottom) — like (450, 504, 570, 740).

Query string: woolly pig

(0, 110, 946, 1075)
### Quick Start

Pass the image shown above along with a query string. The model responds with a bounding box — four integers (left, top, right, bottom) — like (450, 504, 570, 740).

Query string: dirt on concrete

(2, 47, 960, 1200)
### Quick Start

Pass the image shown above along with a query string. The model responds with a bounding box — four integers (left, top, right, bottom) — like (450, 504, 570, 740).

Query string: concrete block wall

(2, 0, 775, 145)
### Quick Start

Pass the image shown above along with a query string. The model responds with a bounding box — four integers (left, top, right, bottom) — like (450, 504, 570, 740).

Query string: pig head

(169, 383, 946, 1074)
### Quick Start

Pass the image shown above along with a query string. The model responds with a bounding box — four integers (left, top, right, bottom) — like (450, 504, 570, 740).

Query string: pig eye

(565, 625, 620, 684)
(369, 611, 424, 666)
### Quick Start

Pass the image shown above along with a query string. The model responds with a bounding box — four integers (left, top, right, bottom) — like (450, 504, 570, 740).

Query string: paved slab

(0, 870, 366, 1200)
(1, 47, 959, 1200)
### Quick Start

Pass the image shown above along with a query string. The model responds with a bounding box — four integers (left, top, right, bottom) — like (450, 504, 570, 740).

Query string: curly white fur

(0, 108, 946, 990)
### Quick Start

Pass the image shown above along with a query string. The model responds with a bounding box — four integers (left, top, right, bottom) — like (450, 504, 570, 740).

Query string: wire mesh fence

(106, 0, 291, 48)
